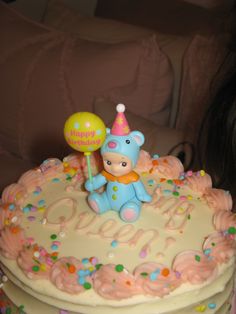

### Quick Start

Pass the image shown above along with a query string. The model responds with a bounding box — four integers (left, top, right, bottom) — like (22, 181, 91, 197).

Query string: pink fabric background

(0, 2, 172, 164)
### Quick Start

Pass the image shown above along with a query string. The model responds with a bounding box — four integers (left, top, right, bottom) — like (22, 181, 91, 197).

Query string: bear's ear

(106, 128, 111, 135)
(130, 131, 145, 147)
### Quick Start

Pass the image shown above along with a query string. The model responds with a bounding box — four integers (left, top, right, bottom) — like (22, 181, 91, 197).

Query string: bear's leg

(88, 192, 110, 214)
(119, 200, 141, 223)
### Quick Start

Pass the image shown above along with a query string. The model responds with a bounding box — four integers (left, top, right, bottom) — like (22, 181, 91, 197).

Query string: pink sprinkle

(187, 170, 193, 177)
(40, 248, 47, 256)
(59, 310, 68, 314)
(27, 237, 35, 244)
(180, 195, 187, 201)
(139, 250, 147, 259)
(46, 257, 54, 266)
(91, 257, 98, 265)
(31, 206, 37, 212)
(27, 216, 36, 222)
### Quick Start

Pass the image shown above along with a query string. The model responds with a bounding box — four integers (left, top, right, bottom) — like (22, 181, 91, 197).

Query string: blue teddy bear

(85, 104, 152, 222)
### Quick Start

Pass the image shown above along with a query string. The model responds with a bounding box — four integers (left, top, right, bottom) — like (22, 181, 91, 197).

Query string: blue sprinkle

(150, 272, 158, 281)
(84, 269, 90, 276)
(163, 189, 172, 196)
(204, 249, 211, 256)
(38, 199, 45, 207)
(148, 179, 155, 186)
(111, 240, 118, 248)
(78, 277, 85, 285)
(23, 207, 30, 213)
(9, 204, 15, 211)
(208, 303, 216, 309)
(152, 154, 160, 159)
(82, 258, 89, 264)
(51, 244, 58, 251)
(78, 270, 86, 277)
(52, 178, 60, 183)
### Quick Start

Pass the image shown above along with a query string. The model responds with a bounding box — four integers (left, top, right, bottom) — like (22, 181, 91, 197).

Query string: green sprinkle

(32, 265, 40, 272)
(95, 264, 103, 270)
(228, 226, 236, 234)
(115, 264, 124, 272)
(51, 255, 58, 261)
(173, 191, 179, 197)
(83, 282, 92, 290)
(167, 180, 173, 185)
(141, 272, 148, 277)
(50, 234, 57, 240)
(6, 308, 12, 314)
(195, 255, 201, 262)
(188, 214, 191, 220)
(211, 242, 216, 247)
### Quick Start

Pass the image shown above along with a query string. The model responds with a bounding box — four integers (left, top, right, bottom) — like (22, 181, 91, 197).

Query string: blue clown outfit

(85, 104, 152, 222)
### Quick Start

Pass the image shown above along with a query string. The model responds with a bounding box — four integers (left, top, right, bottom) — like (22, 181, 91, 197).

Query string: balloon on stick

(64, 112, 106, 183)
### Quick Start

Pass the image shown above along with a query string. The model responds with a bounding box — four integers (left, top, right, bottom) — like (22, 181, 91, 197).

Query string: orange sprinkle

(11, 226, 20, 234)
(68, 264, 76, 273)
(163, 159, 169, 164)
(161, 268, 170, 277)
(160, 178, 166, 182)
(152, 160, 159, 166)
(149, 168, 154, 174)
(51, 252, 59, 257)
(126, 280, 131, 286)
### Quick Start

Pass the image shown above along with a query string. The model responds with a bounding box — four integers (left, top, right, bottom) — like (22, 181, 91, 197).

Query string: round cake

(0, 150, 235, 314)
(0, 105, 235, 314)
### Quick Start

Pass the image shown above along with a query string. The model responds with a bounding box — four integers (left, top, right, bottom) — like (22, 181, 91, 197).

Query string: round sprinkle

(228, 227, 236, 235)
(90, 257, 98, 265)
(195, 255, 201, 262)
(200, 170, 205, 176)
(59, 231, 66, 238)
(95, 264, 103, 270)
(52, 178, 60, 182)
(148, 179, 155, 186)
(139, 250, 147, 258)
(163, 189, 172, 196)
(172, 191, 179, 197)
(115, 264, 124, 272)
(82, 258, 89, 264)
(32, 265, 40, 272)
(11, 216, 18, 223)
(141, 272, 148, 277)
(51, 244, 58, 251)
(83, 282, 92, 290)
(187, 170, 193, 177)
(9, 204, 15, 210)
(161, 268, 170, 277)
(208, 303, 216, 309)
(111, 240, 118, 248)
(33, 251, 40, 258)
(38, 199, 45, 206)
(150, 272, 158, 281)
(68, 264, 76, 273)
(204, 249, 211, 256)
(50, 234, 57, 240)
(78, 277, 85, 285)
(107, 252, 114, 259)
(28, 216, 36, 222)
(167, 179, 173, 185)
(152, 154, 160, 159)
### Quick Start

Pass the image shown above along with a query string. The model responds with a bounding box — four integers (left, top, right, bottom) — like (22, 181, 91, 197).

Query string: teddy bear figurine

(85, 104, 152, 222)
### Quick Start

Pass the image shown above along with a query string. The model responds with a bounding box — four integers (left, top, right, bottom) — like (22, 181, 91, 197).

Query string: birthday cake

(0, 105, 235, 314)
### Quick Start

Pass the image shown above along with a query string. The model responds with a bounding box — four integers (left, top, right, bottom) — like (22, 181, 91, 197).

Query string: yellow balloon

(64, 112, 106, 153)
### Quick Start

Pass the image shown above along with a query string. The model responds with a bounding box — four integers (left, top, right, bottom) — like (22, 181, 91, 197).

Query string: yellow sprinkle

(177, 207, 184, 213)
(4, 219, 10, 226)
(40, 264, 47, 271)
(187, 195, 193, 200)
(89, 266, 95, 272)
(200, 170, 205, 177)
(69, 169, 76, 176)
(141, 172, 148, 176)
(195, 305, 206, 312)
(63, 162, 69, 167)
(38, 207, 45, 212)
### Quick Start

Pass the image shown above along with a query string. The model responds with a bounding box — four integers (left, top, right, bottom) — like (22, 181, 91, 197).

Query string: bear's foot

(120, 202, 140, 223)
(88, 192, 110, 214)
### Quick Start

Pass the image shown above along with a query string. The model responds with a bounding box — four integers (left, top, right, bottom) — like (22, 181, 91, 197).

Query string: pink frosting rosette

(203, 232, 236, 264)
(50, 257, 92, 294)
(185, 172, 212, 194)
(151, 156, 184, 179)
(135, 150, 153, 172)
(0, 203, 22, 230)
(39, 158, 64, 180)
(18, 169, 45, 192)
(17, 244, 54, 279)
(0, 225, 26, 259)
(1, 183, 28, 206)
(172, 250, 218, 284)
(63, 153, 81, 169)
(203, 188, 232, 212)
(93, 264, 140, 300)
(213, 210, 236, 232)
(134, 262, 182, 297)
